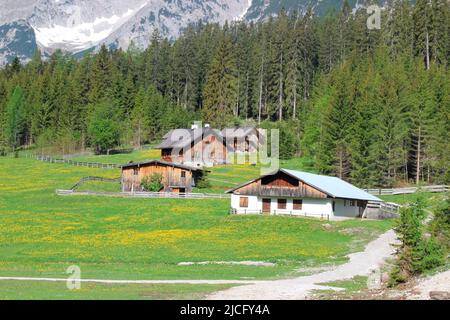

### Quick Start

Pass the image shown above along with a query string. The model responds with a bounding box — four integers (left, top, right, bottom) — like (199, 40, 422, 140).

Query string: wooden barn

(156, 125, 264, 167)
(121, 160, 205, 193)
(221, 127, 263, 154)
(227, 169, 382, 219)
(156, 126, 230, 167)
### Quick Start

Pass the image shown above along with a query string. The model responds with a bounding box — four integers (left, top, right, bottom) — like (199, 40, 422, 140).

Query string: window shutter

(277, 199, 287, 209)
(293, 199, 303, 210)
(239, 197, 249, 207)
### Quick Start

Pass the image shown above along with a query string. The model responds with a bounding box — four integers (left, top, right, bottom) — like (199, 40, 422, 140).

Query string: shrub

(429, 196, 450, 252)
(389, 195, 445, 287)
(415, 238, 445, 272)
(196, 171, 211, 189)
(141, 173, 163, 192)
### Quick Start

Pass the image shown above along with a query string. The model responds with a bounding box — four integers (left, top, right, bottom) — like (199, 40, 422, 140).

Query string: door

(262, 198, 271, 214)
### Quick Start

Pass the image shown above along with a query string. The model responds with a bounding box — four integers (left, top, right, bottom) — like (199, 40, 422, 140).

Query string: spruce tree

(5, 86, 25, 151)
(202, 35, 238, 127)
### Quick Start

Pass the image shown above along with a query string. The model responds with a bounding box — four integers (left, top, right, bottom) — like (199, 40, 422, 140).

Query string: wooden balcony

(236, 186, 328, 199)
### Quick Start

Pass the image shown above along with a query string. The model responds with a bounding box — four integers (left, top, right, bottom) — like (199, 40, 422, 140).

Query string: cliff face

(0, 0, 367, 66)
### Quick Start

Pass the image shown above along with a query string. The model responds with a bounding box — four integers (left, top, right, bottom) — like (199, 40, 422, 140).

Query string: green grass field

(66, 149, 161, 164)
(0, 281, 234, 300)
(379, 192, 445, 206)
(0, 154, 406, 299)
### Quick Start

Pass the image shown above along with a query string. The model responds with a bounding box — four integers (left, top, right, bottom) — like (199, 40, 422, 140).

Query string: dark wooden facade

(161, 134, 228, 165)
(121, 161, 203, 193)
(231, 171, 329, 198)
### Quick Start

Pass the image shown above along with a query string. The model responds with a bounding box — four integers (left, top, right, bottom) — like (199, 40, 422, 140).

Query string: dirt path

(206, 229, 398, 300)
(408, 270, 450, 300)
(0, 277, 260, 285)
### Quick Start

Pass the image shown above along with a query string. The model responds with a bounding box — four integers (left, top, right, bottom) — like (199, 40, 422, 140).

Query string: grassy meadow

(0, 153, 399, 299)
(67, 149, 161, 164)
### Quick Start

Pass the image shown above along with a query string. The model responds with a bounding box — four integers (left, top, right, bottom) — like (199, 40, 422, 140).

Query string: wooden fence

(229, 208, 330, 220)
(367, 201, 401, 213)
(15, 153, 121, 169)
(56, 190, 231, 200)
(365, 185, 448, 195)
(70, 176, 121, 190)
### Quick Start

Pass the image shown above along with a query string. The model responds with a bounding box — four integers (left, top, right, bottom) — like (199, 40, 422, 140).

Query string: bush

(141, 173, 163, 192)
(389, 195, 445, 287)
(196, 171, 211, 189)
(430, 196, 450, 252)
(415, 238, 445, 272)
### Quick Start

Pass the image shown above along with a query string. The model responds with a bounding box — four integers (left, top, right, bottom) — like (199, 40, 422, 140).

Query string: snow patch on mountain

(0, 1, 370, 66)
(100, 0, 252, 51)
(237, 0, 253, 20)
(32, 4, 146, 51)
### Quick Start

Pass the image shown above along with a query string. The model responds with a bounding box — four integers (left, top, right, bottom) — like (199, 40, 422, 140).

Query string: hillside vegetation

(0, 1, 448, 188)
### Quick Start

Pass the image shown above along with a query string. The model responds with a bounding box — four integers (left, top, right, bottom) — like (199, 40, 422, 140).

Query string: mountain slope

(101, 0, 252, 51)
(0, 20, 37, 66)
(0, 0, 367, 66)
(244, 0, 359, 21)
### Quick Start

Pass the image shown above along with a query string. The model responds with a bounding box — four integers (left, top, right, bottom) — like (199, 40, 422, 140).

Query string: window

(181, 171, 186, 178)
(349, 200, 356, 206)
(332, 201, 336, 212)
(133, 168, 139, 176)
(277, 199, 287, 209)
(239, 197, 248, 208)
(293, 199, 303, 210)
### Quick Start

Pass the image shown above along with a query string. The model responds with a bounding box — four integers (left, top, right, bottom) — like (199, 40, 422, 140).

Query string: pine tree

(131, 86, 149, 147)
(430, 0, 449, 65)
(316, 62, 356, 179)
(89, 45, 113, 103)
(284, 12, 301, 120)
(202, 35, 238, 127)
(5, 86, 25, 151)
(413, 0, 433, 69)
(318, 11, 340, 72)
(384, 0, 414, 59)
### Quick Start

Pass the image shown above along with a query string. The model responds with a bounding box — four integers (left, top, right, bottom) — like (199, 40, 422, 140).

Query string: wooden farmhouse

(227, 169, 382, 219)
(156, 125, 264, 167)
(156, 127, 229, 167)
(121, 160, 205, 193)
(221, 127, 263, 154)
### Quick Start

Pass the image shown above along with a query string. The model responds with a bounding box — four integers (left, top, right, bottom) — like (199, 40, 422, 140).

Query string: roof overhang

(120, 160, 205, 172)
(225, 168, 382, 202)
(225, 168, 332, 197)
